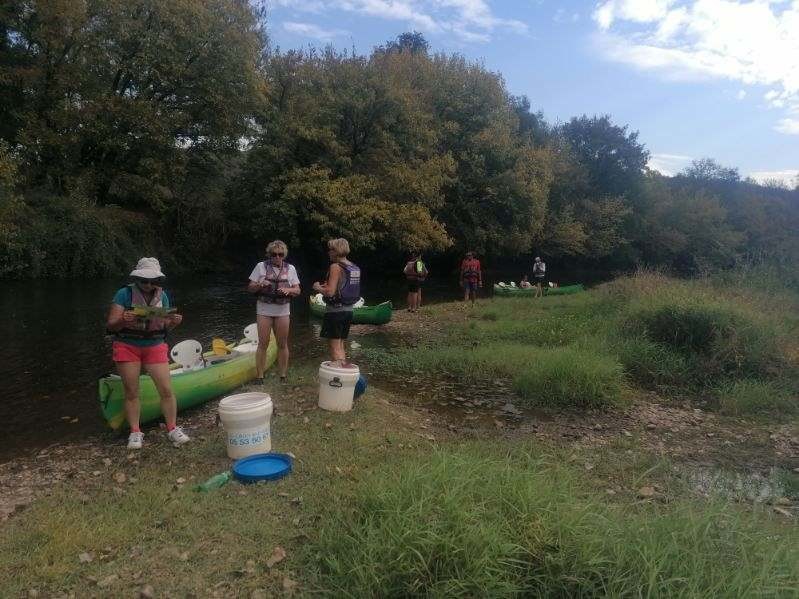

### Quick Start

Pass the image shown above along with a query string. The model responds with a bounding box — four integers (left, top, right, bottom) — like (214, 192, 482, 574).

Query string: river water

(0, 273, 464, 461)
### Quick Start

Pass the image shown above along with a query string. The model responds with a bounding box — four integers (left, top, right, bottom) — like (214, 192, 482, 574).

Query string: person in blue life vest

(403, 252, 429, 313)
(312, 238, 360, 367)
(532, 256, 546, 298)
(105, 257, 190, 450)
(247, 240, 301, 384)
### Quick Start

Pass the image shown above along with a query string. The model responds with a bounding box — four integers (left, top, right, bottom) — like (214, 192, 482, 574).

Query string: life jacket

(323, 262, 361, 306)
(117, 284, 167, 340)
(256, 262, 292, 305)
(533, 261, 546, 276)
(405, 259, 426, 281)
(461, 258, 480, 282)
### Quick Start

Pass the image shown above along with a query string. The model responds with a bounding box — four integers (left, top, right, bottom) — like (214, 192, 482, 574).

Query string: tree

(560, 115, 649, 198)
(681, 158, 740, 183)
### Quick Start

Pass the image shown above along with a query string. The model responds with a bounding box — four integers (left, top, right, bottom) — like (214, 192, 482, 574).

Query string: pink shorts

(112, 341, 169, 364)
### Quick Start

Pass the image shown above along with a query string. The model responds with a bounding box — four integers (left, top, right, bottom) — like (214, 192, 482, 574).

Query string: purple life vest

(324, 262, 361, 306)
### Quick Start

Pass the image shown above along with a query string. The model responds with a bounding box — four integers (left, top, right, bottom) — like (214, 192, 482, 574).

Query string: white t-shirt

(249, 261, 300, 317)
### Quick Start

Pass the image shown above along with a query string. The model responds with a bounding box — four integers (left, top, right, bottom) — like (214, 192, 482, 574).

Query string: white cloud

(775, 118, 799, 135)
(276, 0, 527, 42)
(592, 1, 799, 135)
(749, 169, 799, 186)
(648, 152, 693, 175)
(736, 89, 746, 99)
(283, 21, 349, 40)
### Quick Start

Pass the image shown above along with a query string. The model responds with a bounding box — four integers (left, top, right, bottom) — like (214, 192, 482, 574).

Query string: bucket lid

(232, 453, 292, 483)
(219, 392, 272, 411)
(319, 361, 360, 375)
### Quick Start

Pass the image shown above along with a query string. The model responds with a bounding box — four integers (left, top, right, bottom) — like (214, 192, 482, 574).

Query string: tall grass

(716, 379, 798, 417)
(362, 343, 626, 409)
(513, 346, 625, 409)
(314, 447, 799, 597)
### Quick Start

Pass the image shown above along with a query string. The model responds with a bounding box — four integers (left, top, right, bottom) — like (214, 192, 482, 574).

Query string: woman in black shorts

(403, 252, 428, 312)
(312, 238, 361, 366)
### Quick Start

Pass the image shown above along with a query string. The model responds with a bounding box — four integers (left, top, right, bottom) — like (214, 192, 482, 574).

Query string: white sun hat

(130, 257, 165, 279)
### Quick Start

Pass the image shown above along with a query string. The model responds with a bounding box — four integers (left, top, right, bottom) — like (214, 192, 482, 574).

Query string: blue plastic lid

(232, 453, 292, 483)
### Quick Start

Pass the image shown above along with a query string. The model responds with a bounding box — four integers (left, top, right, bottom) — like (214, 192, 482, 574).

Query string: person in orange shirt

(459, 251, 482, 304)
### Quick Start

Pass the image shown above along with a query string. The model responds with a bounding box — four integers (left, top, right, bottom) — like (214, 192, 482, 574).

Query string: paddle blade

(212, 338, 230, 355)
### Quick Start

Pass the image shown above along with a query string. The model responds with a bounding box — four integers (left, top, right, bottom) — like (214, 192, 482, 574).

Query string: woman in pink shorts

(106, 258, 190, 449)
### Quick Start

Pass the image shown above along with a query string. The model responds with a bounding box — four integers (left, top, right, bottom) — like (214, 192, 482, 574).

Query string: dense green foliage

(315, 447, 799, 597)
(1, 2, 797, 277)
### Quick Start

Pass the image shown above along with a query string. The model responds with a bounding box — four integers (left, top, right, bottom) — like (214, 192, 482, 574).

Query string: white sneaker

(167, 427, 190, 447)
(127, 431, 144, 449)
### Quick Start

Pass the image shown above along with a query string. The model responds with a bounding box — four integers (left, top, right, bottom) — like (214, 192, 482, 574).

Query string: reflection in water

(0, 275, 458, 461)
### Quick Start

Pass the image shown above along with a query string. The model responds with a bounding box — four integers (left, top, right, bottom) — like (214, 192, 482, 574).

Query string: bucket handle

(329, 377, 343, 388)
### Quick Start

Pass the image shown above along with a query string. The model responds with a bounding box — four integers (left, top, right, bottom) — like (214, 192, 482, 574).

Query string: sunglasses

(269, 252, 285, 258)
(133, 277, 164, 285)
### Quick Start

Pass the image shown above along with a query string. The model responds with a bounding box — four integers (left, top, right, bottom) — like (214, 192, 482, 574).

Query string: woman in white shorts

(247, 240, 301, 383)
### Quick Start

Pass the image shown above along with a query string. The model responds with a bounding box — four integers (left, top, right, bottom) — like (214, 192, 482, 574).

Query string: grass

(716, 379, 798, 417)
(313, 446, 799, 597)
(512, 346, 625, 409)
(3, 271, 798, 596)
(362, 270, 799, 416)
(0, 379, 434, 597)
(362, 343, 626, 409)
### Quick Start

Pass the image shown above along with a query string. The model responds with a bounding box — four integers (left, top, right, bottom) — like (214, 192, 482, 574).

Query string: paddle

(212, 338, 231, 355)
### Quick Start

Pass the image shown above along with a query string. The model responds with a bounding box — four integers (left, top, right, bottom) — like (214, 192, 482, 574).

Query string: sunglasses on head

(269, 252, 285, 257)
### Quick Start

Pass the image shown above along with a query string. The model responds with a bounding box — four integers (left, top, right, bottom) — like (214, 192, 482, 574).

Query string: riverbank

(2, 274, 798, 596)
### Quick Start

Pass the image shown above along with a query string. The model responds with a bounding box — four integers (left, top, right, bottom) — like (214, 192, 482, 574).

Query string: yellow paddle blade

(212, 338, 230, 355)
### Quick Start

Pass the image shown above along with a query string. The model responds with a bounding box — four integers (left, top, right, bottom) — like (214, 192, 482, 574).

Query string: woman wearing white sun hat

(106, 257, 190, 449)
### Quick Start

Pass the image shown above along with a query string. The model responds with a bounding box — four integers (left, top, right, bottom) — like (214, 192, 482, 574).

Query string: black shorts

(407, 280, 422, 292)
(320, 311, 353, 339)
(534, 276, 546, 286)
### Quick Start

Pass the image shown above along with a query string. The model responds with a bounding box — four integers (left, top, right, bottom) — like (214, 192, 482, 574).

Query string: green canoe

(493, 283, 584, 297)
(98, 337, 277, 430)
(309, 298, 393, 325)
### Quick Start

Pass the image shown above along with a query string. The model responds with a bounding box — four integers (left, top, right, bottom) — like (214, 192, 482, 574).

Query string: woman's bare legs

(144, 361, 178, 429)
(328, 338, 346, 363)
(255, 315, 274, 378)
(273, 315, 290, 377)
(118, 361, 142, 430)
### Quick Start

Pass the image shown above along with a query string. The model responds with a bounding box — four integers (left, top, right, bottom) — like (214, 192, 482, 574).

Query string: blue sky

(267, 0, 799, 185)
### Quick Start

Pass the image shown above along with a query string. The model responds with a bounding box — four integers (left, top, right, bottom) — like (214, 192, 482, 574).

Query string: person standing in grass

(460, 251, 482, 304)
(533, 256, 546, 298)
(313, 238, 360, 367)
(248, 240, 301, 384)
(403, 252, 428, 313)
(106, 257, 190, 449)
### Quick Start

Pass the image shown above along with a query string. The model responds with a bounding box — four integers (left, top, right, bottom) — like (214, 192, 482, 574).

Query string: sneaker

(127, 431, 144, 450)
(167, 427, 190, 447)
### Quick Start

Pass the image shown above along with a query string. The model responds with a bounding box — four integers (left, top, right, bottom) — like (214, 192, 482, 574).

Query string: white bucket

(218, 392, 273, 459)
(318, 361, 360, 412)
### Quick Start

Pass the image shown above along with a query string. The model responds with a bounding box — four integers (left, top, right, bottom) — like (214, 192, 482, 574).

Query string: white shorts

(256, 301, 291, 318)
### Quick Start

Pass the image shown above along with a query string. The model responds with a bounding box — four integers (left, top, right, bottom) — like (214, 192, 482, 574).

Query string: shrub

(513, 346, 625, 409)
(313, 448, 799, 597)
(716, 379, 797, 417)
(615, 335, 693, 389)
(627, 298, 783, 380)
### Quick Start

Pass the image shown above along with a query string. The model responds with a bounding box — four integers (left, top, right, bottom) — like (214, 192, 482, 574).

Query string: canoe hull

(309, 300, 393, 325)
(493, 284, 584, 297)
(98, 338, 277, 430)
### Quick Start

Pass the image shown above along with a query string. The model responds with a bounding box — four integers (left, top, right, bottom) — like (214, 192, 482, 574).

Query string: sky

(266, 0, 799, 186)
